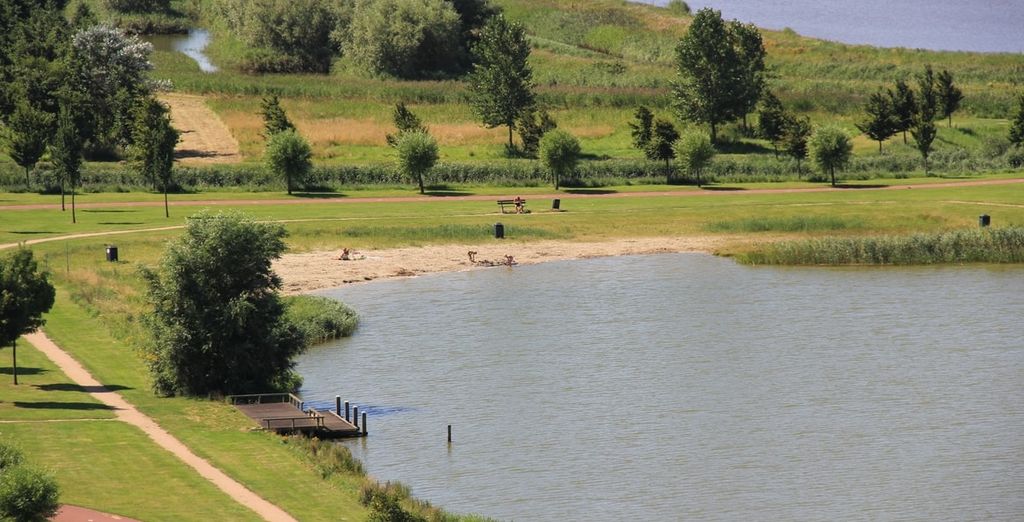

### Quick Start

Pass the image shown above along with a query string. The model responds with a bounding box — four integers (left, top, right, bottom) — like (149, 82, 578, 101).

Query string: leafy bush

(282, 435, 364, 477)
(0, 466, 60, 522)
(216, 0, 337, 73)
(283, 295, 358, 346)
(0, 444, 23, 472)
(344, 0, 463, 78)
(104, 0, 170, 14)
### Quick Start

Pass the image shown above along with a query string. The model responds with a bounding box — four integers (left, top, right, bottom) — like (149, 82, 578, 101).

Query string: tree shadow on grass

(291, 192, 348, 199)
(835, 184, 890, 189)
(0, 367, 46, 376)
(424, 190, 475, 197)
(99, 222, 145, 225)
(36, 383, 132, 393)
(14, 401, 115, 411)
(81, 209, 138, 213)
(562, 189, 618, 195)
(701, 186, 745, 191)
(8, 231, 56, 235)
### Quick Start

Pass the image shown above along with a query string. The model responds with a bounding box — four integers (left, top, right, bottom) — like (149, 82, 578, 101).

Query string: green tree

(672, 8, 764, 144)
(911, 115, 938, 175)
(141, 211, 305, 396)
(647, 119, 680, 169)
(216, 0, 337, 73)
(517, 108, 557, 157)
(1010, 92, 1024, 146)
(629, 105, 654, 154)
(810, 125, 852, 187)
(0, 249, 56, 386)
(50, 106, 83, 222)
(130, 97, 179, 217)
(782, 116, 812, 176)
(856, 89, 897, 154)
(3, 101, 53, 187)
(344, 0, 463, 78)
(449, 0, 500, 69)
(395, 130, 439, 194)
(757, 90, 789, 158)
(539, 130, 580, 191)
(265, 129, 312, 195)
(937, 68, 964, 128)
(385, 102, 427, 147)
(468, 15, 535, 153)
(260, 95, 295, 138)
(105, 0, 170, 13)
(674, 131, 715, 187)
(888, 79, 916, 145)
(0, 465, 60, 521)
(912, 66, 939, 175)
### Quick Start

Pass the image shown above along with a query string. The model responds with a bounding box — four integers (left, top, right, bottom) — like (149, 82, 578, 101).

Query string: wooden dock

(228, 393, 364, 438)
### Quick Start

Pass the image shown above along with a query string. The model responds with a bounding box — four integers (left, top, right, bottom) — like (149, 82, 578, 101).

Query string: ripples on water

(297, 254, 1024, 520)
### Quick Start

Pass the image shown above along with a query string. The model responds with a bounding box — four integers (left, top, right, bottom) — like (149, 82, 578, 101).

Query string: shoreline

(274, 236, 733, 294)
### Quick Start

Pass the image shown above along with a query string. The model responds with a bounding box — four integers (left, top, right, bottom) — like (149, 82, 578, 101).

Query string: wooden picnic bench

(497, 199, 526, 213)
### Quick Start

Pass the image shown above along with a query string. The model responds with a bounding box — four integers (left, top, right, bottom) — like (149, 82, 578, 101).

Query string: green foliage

(468, 14, 535, 150)
(912, 68, 940, 174)
(516, 108, 556, 157)
(130, 97, 179, 216)
(672, 8, 765, 143)
(810, 125, 852, 186)
(629, 105, 654, 153)
(743, 227, 1024, 265)
(782, 116, 812, 175)
(104, 0, 170, 14)
(385, 103, 427, 147)
(265, 130, 312, 195)
(538, 129, 580, 190)
(673, 131, 715, 186)
(140, 211, 305, 396)
(757, 90, 789, 157)
(888, 79, 917, 145)
(345, 0, 463, 78)
(2, 101, 53, 186)
(0, 442, 24, 472)
(1010, 93, 1024, 146)
(0, 248, 57, 357)
(282, 435, 365, 478)
(50, 106, 83, 220)
(282, 295, 358, 346)
(366, 494, 425, 522)
(216, 0, 337, 73)
(647, 119, 679, 167)
(937, 69, 964, 128)
(856, 89, 898, 153)
(395, 130, 439, 194)
(260, 95, 295, 138)
(0, 465, 60, 522)
(666, 0, 690, 16)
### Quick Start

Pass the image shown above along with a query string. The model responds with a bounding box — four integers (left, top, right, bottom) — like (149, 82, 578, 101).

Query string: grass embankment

(284, 295, 359, 345)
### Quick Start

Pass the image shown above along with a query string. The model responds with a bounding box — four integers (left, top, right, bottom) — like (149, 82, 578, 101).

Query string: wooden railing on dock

(227, 392, 304, 409)
(227, 393, 363, 438)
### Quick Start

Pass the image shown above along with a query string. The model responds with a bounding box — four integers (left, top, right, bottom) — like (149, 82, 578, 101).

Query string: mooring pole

(344, 401, 350, 422)
(448, 424, 452, 443)
(362, 412, 367, 436)
(353, 406, 359, 429)
(335, 396, 341, 415)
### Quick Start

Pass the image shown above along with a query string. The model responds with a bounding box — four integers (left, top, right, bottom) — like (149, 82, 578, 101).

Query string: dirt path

(24, 331, 297, 522)
(159, 93, 242, 164)
(1, 177, 1021, 212)
(53, 505, 141, 522)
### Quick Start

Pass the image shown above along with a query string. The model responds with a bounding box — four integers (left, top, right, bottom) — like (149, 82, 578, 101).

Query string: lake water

(635, 0, 1024, 53)
(297, 254, 1024, 520)
(145, 29, 217, 72)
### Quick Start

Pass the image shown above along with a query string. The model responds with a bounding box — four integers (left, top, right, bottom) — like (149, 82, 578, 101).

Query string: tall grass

(741, 227, 1024, 265)
(282, 295, 358, 346)
(707, 216, 865, 233)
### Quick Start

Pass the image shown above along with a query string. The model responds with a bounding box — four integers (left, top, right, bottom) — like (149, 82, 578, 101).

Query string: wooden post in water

(353, 406, 359, 429)
(448, 425, 452, 443)
(362, 412, 367, 436)
(336, 396, 341, 415)
(345, 401, 350, 422)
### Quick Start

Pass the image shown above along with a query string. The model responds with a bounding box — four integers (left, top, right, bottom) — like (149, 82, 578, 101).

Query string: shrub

(282, 295, 358, 346)
(0, 466, 60, 522)
(0, 444, 24, 472)
(282, 435, 364, 477)
(344, 0, 463, 78)
(104, 0, 170, 14)
(216, 0, 337, 73)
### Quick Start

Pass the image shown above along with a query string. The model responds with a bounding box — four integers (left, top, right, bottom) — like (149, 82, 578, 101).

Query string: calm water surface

(298, 254, 1024, 520)
(636, 0, 1024, 53)
(145, 29, 217, 72)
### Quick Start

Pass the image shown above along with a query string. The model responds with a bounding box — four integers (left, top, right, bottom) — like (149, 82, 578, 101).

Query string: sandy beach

(274, 236, 731, 294)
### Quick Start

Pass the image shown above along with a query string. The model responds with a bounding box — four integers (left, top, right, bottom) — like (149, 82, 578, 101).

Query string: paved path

(24, 332, 298, 522)
(2, 177, 1021, 212)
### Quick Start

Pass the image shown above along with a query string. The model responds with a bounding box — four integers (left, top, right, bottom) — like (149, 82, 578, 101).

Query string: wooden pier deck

(228, 393, 363, 438)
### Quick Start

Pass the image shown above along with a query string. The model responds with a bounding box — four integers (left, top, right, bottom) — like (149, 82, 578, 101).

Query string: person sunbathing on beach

(337, 248, 351, 261)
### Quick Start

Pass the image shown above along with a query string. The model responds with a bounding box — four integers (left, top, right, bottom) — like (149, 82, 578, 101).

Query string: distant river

(297, 254, 1024, 520)
(635, 0, 1024, 53)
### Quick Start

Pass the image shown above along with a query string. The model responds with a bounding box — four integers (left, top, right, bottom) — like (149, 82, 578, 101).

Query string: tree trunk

(418, 173, 425, 194)
(554, 171, 559, 191)
(508, 123, 514, 152)
(12, 340, 17, 385)
(71, 188, 76, 223)
(61, 181, 65, 211)
(830, 166, 836, 187)
(25, 166, 30, 188)
(696, 169, 702, 188)
(796, 159, 802, 178)
(286, 172, 292, 195)
(773, 144, 778, 160)
(903, 130, 907, 144)
(164, 181, 170, 218)
(948, 114, 952, 128)
(710, 123, 718, 145)
(879, 140, 883, 154)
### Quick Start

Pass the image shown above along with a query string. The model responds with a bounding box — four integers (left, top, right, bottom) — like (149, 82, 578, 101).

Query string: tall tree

(937, 68, 964, 128)
(385, 102, 427, 147)
(757, 90, 789, 158)
(0, 249, 56, 385)
(647, 119, 680, 169)
(130, 97, 180, 217)
(50, 106, 82, 223)
(912, 66, 939, 175)
(911, 114, 938, 175)
(260, 95, 295, 138)
(856, 89, 898, 154)
(672, 8, 764, 144)
(810, 125, 852, 187)
(888, 79, 916, 145)
(674, 131, 716, 188)
(3, 101, 53, 187)
(629, 105, 654, 154)
(141, 211, 305, 396)
(516, 108, 556, 157)
(265, 129, 312, 195)
(539, 130, 580, 191)
(1010, 92, 1024, 147)
(396, 130, 439, 194)
(782, 116, 812, 176)
(468, 15, 535, 153)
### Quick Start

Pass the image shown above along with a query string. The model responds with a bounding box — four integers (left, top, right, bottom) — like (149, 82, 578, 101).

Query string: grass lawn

(0, 340, 115, 421)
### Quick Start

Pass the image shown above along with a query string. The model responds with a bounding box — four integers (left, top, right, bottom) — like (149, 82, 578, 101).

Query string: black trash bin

(494, 223, 504, 239)
(106, 245, 118, 262)
(979, 214, 991, 227)
(552, 198, 561, 210)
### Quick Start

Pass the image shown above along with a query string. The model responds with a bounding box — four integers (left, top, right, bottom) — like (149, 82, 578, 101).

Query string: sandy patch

(275, 236, 727, 294)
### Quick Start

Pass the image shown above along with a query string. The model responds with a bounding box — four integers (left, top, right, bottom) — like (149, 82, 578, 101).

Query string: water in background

(636, 0, 1024, 53)
(145, 29, 217, 72)
(298, 254, 1024, 520)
